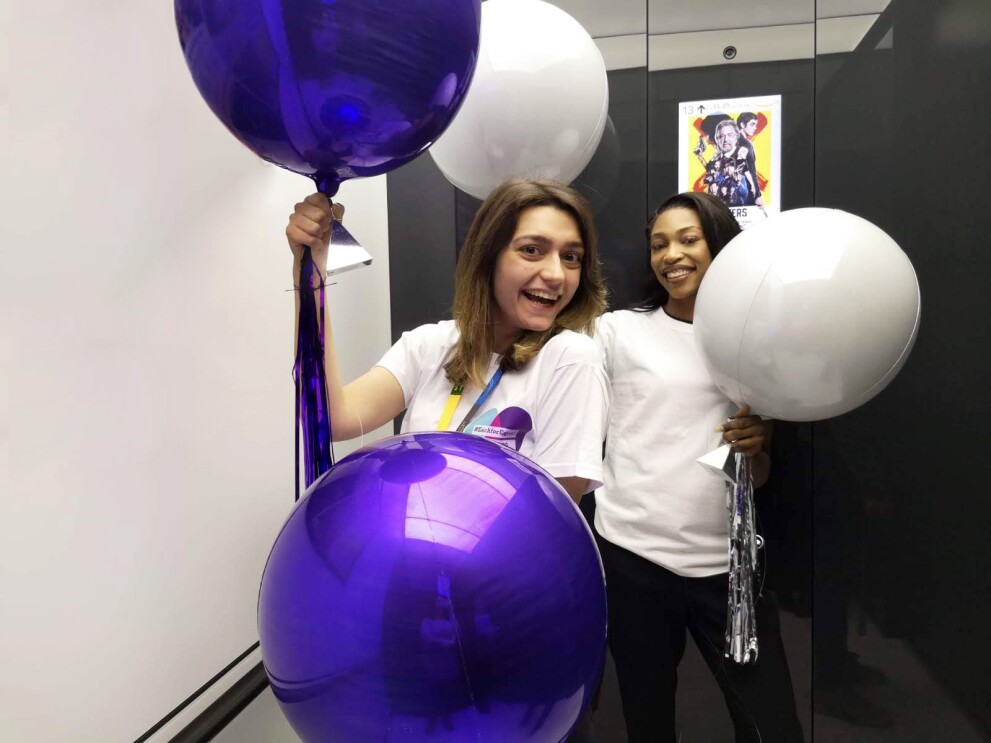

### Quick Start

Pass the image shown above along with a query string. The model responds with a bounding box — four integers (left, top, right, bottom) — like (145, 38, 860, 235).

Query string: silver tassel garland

(725, 451, 761, 664)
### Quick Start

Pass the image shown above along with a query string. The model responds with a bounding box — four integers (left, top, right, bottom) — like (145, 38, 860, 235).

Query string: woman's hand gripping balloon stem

(286, 193, 346, 285)
(717, 405, 772, 486)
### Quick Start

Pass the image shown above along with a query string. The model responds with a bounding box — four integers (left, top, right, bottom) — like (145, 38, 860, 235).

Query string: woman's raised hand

(286, 193, 345, 274)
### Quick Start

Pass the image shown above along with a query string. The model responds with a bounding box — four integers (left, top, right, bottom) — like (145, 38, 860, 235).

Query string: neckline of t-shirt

(658, 307, 694, 327)
(489, 328, 570, 364)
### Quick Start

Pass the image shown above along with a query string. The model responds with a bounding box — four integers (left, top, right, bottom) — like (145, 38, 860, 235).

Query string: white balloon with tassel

(695, 207, 920, 663)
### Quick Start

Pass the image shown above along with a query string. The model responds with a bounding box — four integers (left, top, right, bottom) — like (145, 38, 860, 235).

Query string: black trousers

(597, 534, 804, 743)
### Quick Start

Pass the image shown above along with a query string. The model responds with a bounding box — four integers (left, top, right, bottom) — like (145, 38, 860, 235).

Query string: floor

(810, 618, 986, 743)
(587, 604, 811, 742)
(217, 606, 988, 742)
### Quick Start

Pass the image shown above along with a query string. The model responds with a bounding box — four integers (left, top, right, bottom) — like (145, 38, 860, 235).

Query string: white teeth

(665, 269, 691, 279)
(524, 290, 558, 301)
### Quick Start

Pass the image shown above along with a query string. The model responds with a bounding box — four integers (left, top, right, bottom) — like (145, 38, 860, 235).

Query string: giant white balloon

(694, 208, 921, 422)
(428, 0, 609, 199)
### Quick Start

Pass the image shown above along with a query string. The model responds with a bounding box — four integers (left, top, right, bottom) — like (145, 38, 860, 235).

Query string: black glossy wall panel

(386, 152, 458, 343)
(813, 0, 991, 736)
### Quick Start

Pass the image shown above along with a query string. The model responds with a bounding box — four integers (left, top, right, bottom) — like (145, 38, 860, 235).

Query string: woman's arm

(287, 193, 406, 441)
(531, 336, 610, 505)
(557, 477, 591, 505)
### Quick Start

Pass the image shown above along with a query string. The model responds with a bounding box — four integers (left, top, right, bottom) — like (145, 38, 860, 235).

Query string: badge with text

(466, 406, 533, 451)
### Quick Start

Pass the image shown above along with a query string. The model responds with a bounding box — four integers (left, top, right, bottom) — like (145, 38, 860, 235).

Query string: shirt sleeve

(593, 314, 615, 379)
(531, 333, 609, 492)
(375, 324, 434, 407)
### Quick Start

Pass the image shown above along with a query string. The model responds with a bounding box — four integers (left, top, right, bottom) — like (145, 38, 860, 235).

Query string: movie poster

(678, 94, 782, 230)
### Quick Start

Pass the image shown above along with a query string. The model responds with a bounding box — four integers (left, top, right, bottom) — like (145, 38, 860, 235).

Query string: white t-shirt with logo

(594, 308, 735, 577)
(376, 320, 607, 492)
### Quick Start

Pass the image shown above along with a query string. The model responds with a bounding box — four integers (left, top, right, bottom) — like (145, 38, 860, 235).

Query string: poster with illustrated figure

(678, 94, 782, 230)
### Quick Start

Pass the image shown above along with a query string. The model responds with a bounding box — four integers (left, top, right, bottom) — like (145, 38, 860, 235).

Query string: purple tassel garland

(293, 246, 334, 500)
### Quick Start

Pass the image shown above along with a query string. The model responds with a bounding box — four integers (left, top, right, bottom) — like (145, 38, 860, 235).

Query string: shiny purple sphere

(174, 0, 481, 195)
(258, 432, 606, 742)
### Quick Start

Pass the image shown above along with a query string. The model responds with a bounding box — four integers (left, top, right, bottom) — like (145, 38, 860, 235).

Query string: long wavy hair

(633, 192, 741, 312)
(445, 178, 607, 388)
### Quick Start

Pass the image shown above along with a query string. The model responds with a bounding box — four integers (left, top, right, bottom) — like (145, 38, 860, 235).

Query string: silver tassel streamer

(725, 451, 761, 664)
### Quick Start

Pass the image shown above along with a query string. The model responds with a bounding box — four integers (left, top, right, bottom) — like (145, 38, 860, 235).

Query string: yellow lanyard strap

(437, 386, 464, 431)
(437, 367, 505, 432)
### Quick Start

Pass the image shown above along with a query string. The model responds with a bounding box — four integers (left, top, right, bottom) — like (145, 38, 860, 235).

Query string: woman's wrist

(293, 256, 328, 289)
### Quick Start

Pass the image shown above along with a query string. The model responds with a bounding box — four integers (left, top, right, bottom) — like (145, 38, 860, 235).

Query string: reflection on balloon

(694, 208, 921, 422)
(429, 0, 609, 199)
(174, 0, 481, 196)
(258, 432, 607, 742)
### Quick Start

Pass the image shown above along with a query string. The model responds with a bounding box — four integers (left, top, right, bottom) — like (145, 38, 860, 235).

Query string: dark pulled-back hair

(632, 192, 741, 312)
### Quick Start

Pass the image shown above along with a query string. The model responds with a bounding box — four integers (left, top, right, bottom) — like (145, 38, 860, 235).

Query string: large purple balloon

(174, 0, 480, 195)
(258, 432, 607, 742)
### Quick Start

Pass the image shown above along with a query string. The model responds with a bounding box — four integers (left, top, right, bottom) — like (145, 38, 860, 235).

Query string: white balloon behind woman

(694, 208, 921, 422)
(429, 0, 609, 199)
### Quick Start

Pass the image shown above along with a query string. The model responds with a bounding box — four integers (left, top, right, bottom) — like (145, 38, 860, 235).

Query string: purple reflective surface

(174, 0, 480, 195)
(259, 432, 607, 742)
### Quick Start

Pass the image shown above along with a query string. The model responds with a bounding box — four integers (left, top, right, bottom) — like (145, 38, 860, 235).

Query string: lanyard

(437, 367, 505, 433)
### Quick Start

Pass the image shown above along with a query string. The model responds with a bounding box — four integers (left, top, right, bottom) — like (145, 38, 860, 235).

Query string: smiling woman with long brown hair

(286, 177, 608, 503)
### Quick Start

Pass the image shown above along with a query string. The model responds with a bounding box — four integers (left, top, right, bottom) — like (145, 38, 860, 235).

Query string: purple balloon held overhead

(174, 0, 481, 196)
(174, 0, 481, 489)
(258, 432, 607, 742)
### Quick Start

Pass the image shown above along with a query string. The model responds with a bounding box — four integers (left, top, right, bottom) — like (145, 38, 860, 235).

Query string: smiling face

(649, 206, 713, 321)
(490, 206, 584, 352)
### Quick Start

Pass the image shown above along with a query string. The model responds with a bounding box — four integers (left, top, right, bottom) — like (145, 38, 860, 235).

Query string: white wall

(1, 2, 391, 740)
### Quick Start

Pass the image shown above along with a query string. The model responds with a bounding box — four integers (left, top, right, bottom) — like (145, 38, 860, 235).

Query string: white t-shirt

(376, 320, 607, 491)
(594, 308, 735, 577)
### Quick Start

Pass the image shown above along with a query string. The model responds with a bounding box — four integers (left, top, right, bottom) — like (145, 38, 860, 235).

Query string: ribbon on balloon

(725, 452, 761, 664)
(293, 245, 333, 497)
(697, 442, 763, 663)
